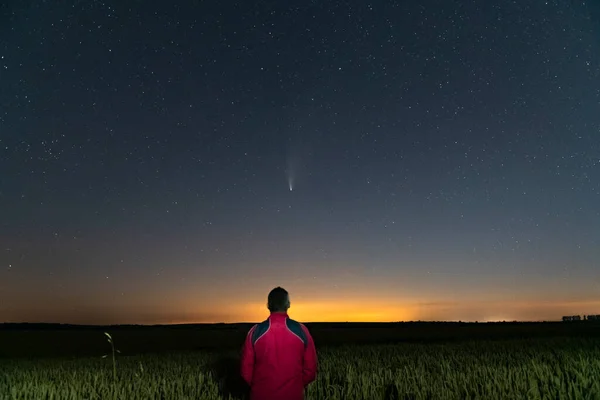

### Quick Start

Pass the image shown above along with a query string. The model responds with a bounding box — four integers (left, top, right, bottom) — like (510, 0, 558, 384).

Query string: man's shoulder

(288, 318, 310, 331)
(248, 319, 271, 344)
(285, 318, 309, 345)
(286, 317, 306, 327)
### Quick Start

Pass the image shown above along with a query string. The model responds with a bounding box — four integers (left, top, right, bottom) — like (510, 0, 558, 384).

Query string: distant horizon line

(0, 319, 570, 327)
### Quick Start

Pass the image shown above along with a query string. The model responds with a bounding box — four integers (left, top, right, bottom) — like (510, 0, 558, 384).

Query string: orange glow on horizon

(240, 300, 416, 323)
(3, 295, 600, 325)
(196, 298, 600, 324)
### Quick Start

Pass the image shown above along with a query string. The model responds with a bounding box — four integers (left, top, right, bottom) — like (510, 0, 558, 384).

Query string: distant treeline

(563, 315, 600, 322)
(0, 316, 580, 330)
(0, 320, 576, 331)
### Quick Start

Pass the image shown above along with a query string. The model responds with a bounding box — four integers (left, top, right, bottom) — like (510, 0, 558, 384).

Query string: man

(240, 287, 318, 400)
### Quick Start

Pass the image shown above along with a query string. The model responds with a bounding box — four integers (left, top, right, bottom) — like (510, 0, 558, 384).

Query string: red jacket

(240, 312, 318, 400)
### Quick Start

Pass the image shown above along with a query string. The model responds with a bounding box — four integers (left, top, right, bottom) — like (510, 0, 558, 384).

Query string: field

(2, 322, 600, 399)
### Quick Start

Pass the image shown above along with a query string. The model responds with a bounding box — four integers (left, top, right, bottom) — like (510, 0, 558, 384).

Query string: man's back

(240, 312, 318, 400)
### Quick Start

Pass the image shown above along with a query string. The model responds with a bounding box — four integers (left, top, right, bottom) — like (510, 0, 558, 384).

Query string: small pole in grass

(102, 332, 120, 383)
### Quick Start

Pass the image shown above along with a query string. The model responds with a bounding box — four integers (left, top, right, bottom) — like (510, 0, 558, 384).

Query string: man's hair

(267, 286, 289, 312)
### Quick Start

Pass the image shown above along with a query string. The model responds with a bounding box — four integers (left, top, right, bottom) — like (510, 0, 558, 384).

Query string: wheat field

(2, 337, 600, 399)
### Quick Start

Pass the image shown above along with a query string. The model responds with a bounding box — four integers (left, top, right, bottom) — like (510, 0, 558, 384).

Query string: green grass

(2, 337, 600, 399)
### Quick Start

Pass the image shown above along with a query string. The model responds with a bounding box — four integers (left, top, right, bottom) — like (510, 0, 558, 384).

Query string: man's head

(267, 286, 290, 313)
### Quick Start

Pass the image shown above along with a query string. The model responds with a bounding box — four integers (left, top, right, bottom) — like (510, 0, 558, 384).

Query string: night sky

(1, 1, 600, 325)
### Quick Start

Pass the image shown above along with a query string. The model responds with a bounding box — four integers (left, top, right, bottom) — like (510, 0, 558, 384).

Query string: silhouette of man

(240, 286, 318, 400)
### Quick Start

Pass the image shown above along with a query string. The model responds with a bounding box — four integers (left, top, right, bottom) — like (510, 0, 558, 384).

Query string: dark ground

(1, 321, 600, 359)
(2, 322, 600, 400)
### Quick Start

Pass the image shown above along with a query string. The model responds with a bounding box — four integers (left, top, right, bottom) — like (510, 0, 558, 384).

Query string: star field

(1, 0, 600, 324)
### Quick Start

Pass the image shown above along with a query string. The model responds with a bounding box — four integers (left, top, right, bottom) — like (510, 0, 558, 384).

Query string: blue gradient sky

(1, 0, 599, 324)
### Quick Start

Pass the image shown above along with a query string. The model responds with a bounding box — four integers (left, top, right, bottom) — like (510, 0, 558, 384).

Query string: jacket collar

(269, 312, 289, 320)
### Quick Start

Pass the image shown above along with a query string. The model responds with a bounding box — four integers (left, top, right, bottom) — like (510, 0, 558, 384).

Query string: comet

(286, 146, 299, 192)
(286, 158, 295, 192)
